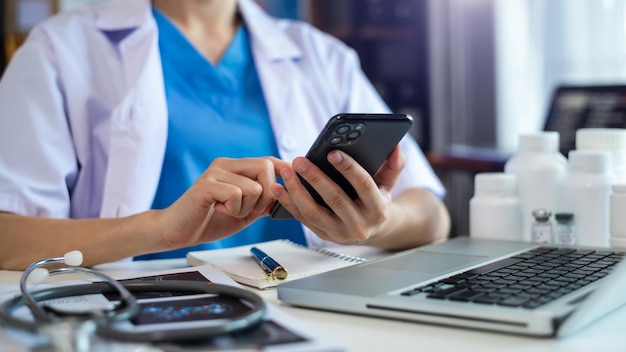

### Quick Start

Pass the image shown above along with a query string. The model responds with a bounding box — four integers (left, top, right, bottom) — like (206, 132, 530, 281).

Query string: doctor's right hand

(157, 157, 279, 250)
(0, 157, 283, 270)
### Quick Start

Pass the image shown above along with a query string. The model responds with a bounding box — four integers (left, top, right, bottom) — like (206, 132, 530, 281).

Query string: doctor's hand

(159, 157, 278, 249)
(271, 145, 408, 248)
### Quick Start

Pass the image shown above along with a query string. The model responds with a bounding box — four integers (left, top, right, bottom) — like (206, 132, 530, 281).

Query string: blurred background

(3, 0, 626, 238)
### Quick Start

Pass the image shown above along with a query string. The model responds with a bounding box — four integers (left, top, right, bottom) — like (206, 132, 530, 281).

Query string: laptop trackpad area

(310, 251, 489, 297)
(370, 251, 488, 274)
(278, 250, 491, 298)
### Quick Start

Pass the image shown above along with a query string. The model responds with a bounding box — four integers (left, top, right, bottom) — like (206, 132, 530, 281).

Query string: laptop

(277, 237, 626, 337)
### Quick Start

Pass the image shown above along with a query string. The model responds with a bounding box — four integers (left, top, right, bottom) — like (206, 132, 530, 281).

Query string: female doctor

(0, 0, 450, 270)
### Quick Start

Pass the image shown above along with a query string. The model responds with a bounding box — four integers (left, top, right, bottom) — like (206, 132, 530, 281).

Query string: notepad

(186, 239, 367, 289)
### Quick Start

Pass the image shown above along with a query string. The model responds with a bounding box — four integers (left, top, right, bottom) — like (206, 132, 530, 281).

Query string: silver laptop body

(277, 237, 626, 337)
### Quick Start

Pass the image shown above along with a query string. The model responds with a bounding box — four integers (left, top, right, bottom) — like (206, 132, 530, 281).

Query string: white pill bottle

(469, 173, 522, 241)
(504, 132, 567, 242)
(557, 150, 612, 247)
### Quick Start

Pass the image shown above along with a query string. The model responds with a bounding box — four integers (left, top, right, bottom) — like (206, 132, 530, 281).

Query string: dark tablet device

(270, 113, 413, 219)
(543, 85, 626, 156)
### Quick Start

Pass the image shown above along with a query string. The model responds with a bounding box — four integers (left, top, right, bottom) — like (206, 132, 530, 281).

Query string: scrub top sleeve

(0, 27, 77, 217)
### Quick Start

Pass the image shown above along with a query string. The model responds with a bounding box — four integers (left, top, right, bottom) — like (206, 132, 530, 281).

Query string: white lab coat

(0, 0, 444, 247)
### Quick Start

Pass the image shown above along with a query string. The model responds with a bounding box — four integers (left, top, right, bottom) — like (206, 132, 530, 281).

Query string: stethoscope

(0, 251, 266, 349)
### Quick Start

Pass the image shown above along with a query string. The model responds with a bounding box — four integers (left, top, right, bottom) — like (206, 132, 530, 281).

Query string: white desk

(1, 254, 625, 352)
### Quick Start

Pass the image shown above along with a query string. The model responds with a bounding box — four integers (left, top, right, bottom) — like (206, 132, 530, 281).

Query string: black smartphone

(270, 113, 413, 219)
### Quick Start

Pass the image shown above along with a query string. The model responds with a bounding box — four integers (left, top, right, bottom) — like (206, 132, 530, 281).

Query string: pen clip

(259, 264, 274, 279)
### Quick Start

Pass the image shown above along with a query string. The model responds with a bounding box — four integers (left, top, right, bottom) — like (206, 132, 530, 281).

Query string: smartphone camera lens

(330, 122, 366, 145)
(347, 131, 361, 140)
(335, 124, 351, 134)
(329, 136, 343, 145)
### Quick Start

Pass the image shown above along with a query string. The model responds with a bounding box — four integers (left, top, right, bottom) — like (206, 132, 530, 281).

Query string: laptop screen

(543, 85, 626, 156)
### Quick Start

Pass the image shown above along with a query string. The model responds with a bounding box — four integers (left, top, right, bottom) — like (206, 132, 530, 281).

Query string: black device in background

(543, 85, 626, 156)
(270, 113, 413, 220)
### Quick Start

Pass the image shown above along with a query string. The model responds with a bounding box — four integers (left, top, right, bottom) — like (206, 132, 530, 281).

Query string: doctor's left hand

(270, 145, 405, 247)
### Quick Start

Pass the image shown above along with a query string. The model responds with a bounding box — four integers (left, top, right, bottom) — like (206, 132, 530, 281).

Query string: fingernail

(328, 150, 343, 164)
(294, 160, 308, 173)
(281, 167, 293, 179)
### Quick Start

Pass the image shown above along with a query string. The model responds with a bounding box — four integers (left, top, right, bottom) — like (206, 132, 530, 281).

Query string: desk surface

(2, 253, 625, 352)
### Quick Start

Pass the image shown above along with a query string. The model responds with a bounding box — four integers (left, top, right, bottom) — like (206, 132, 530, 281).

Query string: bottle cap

(576, 128, 626, 152)
(567, 150, 609, 173)
(555, 213, 574, 223)
(474, 173, 517, 191)
(612, 183, 626, 193)
(518, 132, 559, 153)
(532, 208, 551, 221)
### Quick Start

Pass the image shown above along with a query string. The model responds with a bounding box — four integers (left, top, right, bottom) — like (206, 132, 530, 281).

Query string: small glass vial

(610, 183, 626, 248)
(554, 213, 576, 245)
(531, 209, 552, 244)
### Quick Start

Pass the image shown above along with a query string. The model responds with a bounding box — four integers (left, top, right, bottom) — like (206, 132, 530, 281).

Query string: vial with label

(531, 209, 552, 244)
(469, 173, 522, 241)
(610, 183, 626, 248)
(553, 213, 575, 245)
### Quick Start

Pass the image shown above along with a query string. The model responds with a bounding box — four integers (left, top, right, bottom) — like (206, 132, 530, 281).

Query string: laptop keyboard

(400, 246, 625, 309)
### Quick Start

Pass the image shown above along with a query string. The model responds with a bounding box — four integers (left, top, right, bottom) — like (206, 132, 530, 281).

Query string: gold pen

(250, 246, 288, 280)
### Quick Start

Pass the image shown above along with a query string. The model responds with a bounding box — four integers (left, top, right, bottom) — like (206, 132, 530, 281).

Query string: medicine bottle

(553, 213, 575, 245)
(576, 128, 626, 184)
(469, 173, 522, 241)
(557, 150, 611, 247)
(531, 209, 552, 244)
(505, 132, 567, 242)
(609, 183, 626, 248)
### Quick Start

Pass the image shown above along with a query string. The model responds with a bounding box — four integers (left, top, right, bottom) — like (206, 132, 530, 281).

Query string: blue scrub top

(136, 9, 305, 260)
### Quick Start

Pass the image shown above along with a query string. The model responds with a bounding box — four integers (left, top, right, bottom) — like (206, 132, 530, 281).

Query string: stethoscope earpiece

(25, 251, 83, 284)
(63, 250, 83, 267)
(28, 268, 50, 284)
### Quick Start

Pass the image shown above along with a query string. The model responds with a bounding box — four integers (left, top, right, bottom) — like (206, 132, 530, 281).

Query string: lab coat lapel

(238, 0, 303, 160)
(96, 1, 167, 218)
(256, 59, 295, 146)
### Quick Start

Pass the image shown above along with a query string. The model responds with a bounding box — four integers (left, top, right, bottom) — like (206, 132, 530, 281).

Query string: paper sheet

(0, 264, 345, 351)
(187, 239, 375, 289)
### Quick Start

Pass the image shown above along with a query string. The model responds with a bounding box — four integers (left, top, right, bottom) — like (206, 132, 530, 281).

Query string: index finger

(372, 145, 405, 192)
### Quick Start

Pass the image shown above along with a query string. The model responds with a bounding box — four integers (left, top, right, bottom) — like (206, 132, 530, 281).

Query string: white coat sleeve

(0, 27, 77, 217)
(335, 47, 446, 199)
